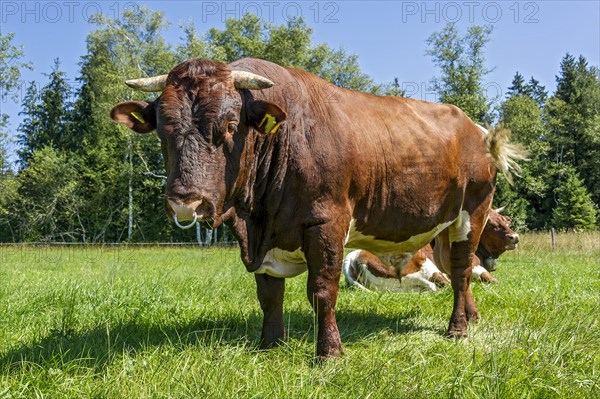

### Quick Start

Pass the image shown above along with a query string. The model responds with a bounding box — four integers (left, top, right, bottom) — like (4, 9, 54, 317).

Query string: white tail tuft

(484, 124, 529, 185)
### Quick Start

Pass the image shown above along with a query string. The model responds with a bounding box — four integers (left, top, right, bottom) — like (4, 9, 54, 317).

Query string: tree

(551, 166, 598, 231)
(384, 77, 406, 97)
(0, 32, 30, 165)
(545, 54, 600, 206)
(0, 32, 31, 103)
(426, 23, 494, 124)
(306, 45, 374, 91)
(180, 14, 375, 91)
(16, 81, 42, 166)
(0, 128, 19, 241)
(507, 72, 547, 108)
(11, 146, 84, 241)
(0, 32, 30, 241)
(0, 117, 13, 173)
(17, 59, 72, 166)
(496, 93, 550, 229)
(507, 72, 526, 98)
(69, 6, 180, 242)
(524, 77, 547, 108)
(176, 21, 213, 61)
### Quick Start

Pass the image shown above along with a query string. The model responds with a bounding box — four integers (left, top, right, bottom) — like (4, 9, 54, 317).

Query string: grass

(0, 232, 598, 398)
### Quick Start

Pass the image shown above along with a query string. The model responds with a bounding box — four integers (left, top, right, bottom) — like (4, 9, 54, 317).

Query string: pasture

(0, 233, 598, 398)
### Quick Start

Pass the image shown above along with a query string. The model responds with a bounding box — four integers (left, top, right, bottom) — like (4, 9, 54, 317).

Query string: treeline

(0, 8, 598, 242)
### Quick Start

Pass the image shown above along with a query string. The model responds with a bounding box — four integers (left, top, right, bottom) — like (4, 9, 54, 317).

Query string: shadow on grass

(0, 308, 433, 372)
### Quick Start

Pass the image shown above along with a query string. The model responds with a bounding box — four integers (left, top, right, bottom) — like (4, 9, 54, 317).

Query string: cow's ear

(246, 100, 287, 135)
(110, 101, 156, 133)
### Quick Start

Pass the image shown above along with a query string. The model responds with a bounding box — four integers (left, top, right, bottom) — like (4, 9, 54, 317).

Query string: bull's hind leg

(303, 222, 346, 359)
(435, 251, 479, 324)
(434, 230, 471, 336)
(441, 207, 488, 338)
(255, 274, 285, 348)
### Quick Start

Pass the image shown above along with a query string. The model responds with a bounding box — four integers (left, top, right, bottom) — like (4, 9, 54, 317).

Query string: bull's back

(333, 92, 493, 248)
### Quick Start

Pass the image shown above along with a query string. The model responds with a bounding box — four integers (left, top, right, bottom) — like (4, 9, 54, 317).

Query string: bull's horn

(125, 74, 168, 92)
(495, 206, 507, 214)
(231, 70, 274, 89)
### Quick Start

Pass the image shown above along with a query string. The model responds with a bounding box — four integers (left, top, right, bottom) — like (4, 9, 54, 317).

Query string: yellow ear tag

(131, 111, 145, 124)
(258, 113, 281, 134)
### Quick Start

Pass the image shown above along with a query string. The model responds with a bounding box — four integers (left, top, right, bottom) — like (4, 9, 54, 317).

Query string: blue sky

(1, 0, 599, 151)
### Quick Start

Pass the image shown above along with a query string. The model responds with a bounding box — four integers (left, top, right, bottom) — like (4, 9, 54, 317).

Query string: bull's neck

(227, 127, 291, 271)
(233, 128, 290, 217)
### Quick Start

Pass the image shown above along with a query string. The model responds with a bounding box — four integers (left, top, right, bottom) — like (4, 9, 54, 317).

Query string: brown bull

(111, 58, 526, 358)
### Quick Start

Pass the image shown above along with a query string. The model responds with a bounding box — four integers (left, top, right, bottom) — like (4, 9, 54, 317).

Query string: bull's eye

(227, 122, 238, 134)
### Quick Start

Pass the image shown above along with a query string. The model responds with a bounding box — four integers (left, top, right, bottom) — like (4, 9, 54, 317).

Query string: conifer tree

(551, 166, 598, 230)
(507, 72, 526, 97)
(17, 59, 72, 166)
(545, 54, 600, 206)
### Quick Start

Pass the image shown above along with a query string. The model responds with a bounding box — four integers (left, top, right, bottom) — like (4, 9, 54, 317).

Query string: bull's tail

(482, 124, 529, 185)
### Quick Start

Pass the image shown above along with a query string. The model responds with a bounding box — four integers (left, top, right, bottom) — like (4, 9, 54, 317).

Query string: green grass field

(1, 233, 599, 398)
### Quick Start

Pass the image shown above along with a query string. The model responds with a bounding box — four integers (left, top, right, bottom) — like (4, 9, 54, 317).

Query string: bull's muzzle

(506, 233, 519, 249)
(168, 199, 202, 229)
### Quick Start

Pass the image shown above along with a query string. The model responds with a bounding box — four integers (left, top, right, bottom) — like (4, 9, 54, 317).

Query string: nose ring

(173, 212, 197, 229)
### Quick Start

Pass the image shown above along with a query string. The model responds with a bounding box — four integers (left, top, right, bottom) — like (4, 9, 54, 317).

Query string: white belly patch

(345, 218, 454, 254)
(254, 248, 307, 278)
(448, 210, 471, 243)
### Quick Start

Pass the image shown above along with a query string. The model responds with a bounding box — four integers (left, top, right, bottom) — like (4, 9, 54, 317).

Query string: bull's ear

(246, 100, 286, 135)
(110, 101, 156, 133)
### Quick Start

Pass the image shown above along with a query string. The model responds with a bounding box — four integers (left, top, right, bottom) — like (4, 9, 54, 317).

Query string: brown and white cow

(343, 208, 519, 291)
(110, 58, 526, 358)
(476, 206, 519, 271)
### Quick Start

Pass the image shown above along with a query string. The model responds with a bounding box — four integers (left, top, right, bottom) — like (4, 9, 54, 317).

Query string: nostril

(511, 234, 520, 243)
(167, 198, 203, 221)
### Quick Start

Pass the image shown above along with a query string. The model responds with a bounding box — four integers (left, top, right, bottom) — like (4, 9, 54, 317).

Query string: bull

(111, 58, 526, 358)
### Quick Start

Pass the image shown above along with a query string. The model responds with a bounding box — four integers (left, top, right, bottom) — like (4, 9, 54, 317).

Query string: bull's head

(110, 59, 286, 228)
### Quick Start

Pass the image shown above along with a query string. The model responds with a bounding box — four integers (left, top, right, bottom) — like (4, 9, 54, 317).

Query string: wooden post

(551, 228, 556, 252)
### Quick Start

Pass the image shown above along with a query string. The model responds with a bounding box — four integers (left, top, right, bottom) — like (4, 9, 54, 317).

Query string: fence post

(196, 222, 202, 246)
(551, 228, 556, 252)
(205, 228, 213, 246)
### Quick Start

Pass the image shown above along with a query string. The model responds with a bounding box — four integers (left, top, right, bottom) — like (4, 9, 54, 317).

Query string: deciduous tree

(426, 23, 494, 124)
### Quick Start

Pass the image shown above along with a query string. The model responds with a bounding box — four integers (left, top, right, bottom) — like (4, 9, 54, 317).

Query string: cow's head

(479, 207, 519, 270)
(110, 59, 286, 227)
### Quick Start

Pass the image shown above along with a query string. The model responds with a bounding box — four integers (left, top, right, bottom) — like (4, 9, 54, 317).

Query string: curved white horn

(125, 74, 168, 92)
(494, 206, 507, 214)
(231, 70, 274, 89)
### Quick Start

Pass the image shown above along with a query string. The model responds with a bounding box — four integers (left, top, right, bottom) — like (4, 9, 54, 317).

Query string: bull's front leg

(255, 273, 285, 348)
(303, 223, 345, 359)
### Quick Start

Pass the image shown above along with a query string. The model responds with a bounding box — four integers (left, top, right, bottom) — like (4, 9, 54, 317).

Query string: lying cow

(475, 207, 519, 272)
(111, 57, 526, 358)
(342, 208, 519, 291)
